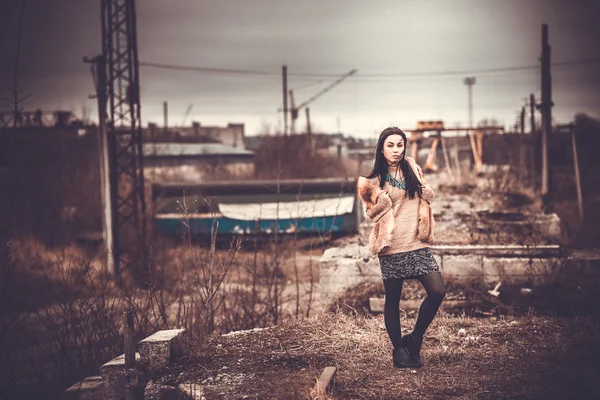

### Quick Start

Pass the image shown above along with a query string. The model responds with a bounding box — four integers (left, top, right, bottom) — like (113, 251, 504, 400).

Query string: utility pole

(163, 101, 168, 135)
(530, 93, 537, 191)
(520, 106, 526, 134)
(289, 89, 296, 135)
(539, 24, 553, 207)
(101, 0, 148, 286)
(529, 94, 536, 134)
(282, 65, 288, 136)
(305, 107, 314, 155)
(519, 105, 527, 182)
(463, 77, 476, 129)
(85, 54, 114, 275)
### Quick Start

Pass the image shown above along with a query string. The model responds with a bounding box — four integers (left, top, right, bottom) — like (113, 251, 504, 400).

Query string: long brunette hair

(365, 127, 422, 199)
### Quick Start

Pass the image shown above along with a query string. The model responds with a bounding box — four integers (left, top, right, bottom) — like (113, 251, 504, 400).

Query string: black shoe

(403, 333, 423, 366)
(393, 347, 420, 369)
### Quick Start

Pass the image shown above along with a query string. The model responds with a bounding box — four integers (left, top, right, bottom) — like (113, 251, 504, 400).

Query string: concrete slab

(320, 275, 381, 306)
(63, 376, 107, 400)
(320, 243, 368, 263)
(431, 244, 561, 257)
(139, 329, 186, 373)
(100, 352, 141, 374)
(369, 297, 482, 313)
(441, 255, 483, 283)
(320, 257, 379, 277)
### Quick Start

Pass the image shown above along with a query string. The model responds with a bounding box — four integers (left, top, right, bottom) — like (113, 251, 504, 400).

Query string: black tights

(383, 272, 446, 349)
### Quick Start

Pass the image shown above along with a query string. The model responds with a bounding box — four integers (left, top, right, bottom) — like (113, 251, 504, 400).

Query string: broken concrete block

(99, 353, 143, 400)
(138, 329, 186, 372)
(482, 257, 560, 286)
(63, 375, 106, 400)
(144, 381, 178, 400)
(177, 381, 206, 400)
(536, 213, 563, 242)
(520, 257, 560, 284)
(433, 253, 443, 272)
(442, 255, 483, 284)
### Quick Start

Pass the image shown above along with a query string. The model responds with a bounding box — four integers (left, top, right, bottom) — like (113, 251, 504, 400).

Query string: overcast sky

(1, 0, 599, 137)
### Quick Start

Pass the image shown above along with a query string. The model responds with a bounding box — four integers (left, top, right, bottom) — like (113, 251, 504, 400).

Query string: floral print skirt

(378, 247, 440, 280)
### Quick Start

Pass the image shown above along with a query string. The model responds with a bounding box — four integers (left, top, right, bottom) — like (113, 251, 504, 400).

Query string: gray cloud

(1, 0, 598, 135)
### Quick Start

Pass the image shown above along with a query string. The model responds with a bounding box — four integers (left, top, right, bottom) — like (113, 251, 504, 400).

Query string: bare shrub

(253, 135, 349, 179)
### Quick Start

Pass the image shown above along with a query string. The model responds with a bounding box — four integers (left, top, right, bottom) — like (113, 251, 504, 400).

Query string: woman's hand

(366, 192, 393, 222)
(421, 185, 435, 203)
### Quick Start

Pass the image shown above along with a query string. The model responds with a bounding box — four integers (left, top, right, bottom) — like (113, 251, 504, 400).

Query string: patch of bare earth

(153, 311, 600, 399)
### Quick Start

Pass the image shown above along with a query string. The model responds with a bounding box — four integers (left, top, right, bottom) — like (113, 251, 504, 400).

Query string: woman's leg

(413, 272, 446, 337)
(383, 278, 404, 349)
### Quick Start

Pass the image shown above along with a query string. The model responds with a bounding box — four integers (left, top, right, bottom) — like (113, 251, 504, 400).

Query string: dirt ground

(145, 170, 600, 399)
(154, 310, 600, 399)
(5, 168, 598, 399)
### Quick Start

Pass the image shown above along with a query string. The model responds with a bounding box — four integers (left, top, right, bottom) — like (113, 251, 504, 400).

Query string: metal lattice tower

(101, 0, 147, 285)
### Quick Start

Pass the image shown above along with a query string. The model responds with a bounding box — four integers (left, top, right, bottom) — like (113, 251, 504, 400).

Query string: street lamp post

(463, 77, 476, 129)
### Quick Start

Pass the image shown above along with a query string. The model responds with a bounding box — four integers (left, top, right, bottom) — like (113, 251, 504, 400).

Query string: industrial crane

(181, 104, 194, 126)
(286, 69, 357, 135)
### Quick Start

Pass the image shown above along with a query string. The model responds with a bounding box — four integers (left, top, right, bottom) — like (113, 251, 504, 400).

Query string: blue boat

(152, 178, 360, 237)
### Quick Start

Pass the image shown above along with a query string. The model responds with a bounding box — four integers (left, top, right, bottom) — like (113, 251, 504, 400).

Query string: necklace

(385, 173, 406, 190)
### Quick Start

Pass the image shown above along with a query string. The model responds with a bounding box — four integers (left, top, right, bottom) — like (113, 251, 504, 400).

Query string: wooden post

(571, 125, 584, 219)
(123, 311, 135, 368)
(451, 143, 461, 179)
(440, 133, 454, 179)
(312, 366, 337, 398)
(476, 130, 483, 164)
(410, 139, 419, 161)
(424, 138, 439, 172)
(468, 131, 480, 173)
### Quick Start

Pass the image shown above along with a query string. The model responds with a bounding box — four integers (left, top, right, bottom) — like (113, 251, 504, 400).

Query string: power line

(356, 57, 600, 79)
(139, 61, 276, 76)
(139, 61, 336, 79)
(139, 57, 600, 80)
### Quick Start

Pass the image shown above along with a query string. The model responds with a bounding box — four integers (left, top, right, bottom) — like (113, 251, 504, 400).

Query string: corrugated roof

(143, 142, 253, 157)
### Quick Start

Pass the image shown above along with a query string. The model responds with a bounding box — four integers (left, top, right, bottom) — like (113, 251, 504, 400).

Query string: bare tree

(1, 0, 30, 128)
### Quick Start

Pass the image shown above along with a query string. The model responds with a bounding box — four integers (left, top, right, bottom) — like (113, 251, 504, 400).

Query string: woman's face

(382, 134, 405, 166)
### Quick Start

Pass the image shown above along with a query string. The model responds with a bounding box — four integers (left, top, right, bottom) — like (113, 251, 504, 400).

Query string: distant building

(145, 122, 245, 148)
(0, 110, 83, 128)
(143, 142, 254, 182)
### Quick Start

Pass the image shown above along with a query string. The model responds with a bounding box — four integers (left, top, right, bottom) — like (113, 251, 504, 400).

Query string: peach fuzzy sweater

(357, 157, 435, 255)
(377, 180, 433, 255)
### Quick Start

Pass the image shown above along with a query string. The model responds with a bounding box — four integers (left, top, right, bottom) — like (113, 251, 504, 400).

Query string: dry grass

(0, 234, 325, 399)
(155, 309, 600, 399)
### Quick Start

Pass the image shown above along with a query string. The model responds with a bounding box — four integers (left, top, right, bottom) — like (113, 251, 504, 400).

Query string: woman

(357, 127, 446, 369)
